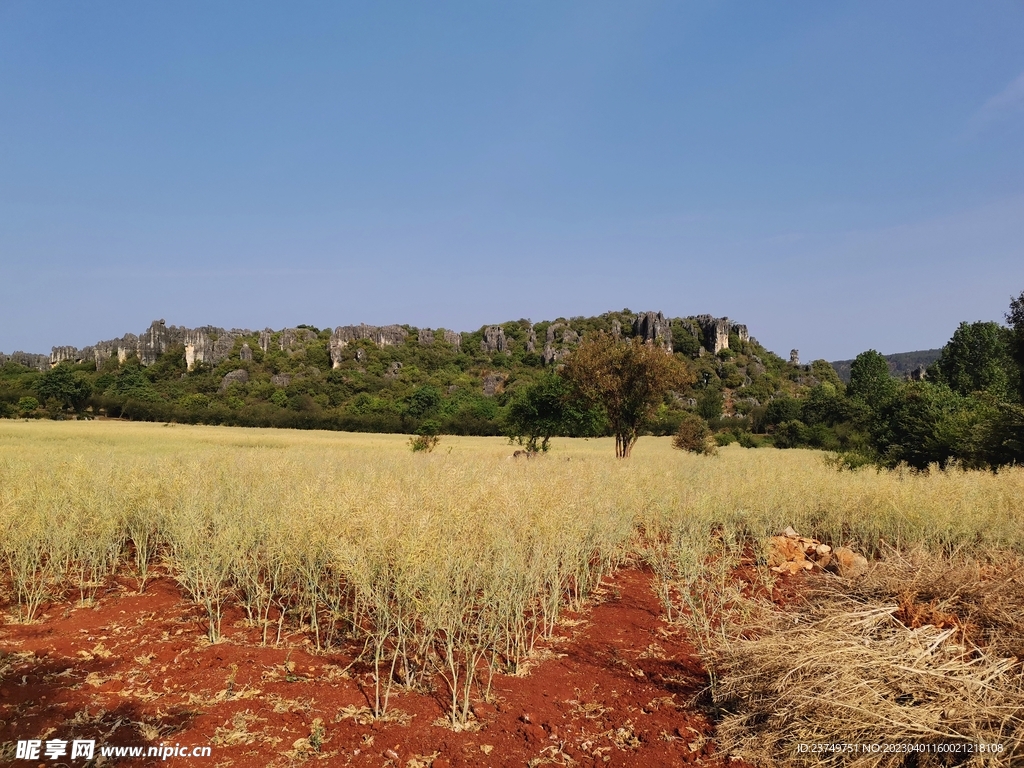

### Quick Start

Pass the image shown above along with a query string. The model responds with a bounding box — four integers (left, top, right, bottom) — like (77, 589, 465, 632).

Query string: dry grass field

(1, 420, 1022, 766)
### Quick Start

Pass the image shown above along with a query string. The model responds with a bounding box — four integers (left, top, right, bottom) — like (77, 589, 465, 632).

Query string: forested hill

(830, 349, 942, 383)
(1, 310, 834, 435)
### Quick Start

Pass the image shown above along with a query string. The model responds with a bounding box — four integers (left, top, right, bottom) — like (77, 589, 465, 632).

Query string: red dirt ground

(1, 569, 744, 767)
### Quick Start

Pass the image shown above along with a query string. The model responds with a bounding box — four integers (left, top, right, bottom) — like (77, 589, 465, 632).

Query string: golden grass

(2, 420, 1024, 735)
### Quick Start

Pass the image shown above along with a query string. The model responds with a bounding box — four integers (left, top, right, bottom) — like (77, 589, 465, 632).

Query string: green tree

(407, 385, 442, 418)
(35, 364, 92, 414)
(695, 388, 723, 420)
(17, 396, 39, 417)
(848, 350, 897, 411)
(800, 383, 848, 427)
(931, 321, 1015, 400)
(810, 359, 844, 389)
(106, 361, 159, 402)
(764, 396, 801, 426)
(872, 383, 992, 470)
(504, 373, 603, 453)
(563, 333, 694, 458)
(1006, 290, 1024, 402)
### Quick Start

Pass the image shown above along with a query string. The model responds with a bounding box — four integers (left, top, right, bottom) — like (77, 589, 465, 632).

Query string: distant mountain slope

(830, 349, 942, 383)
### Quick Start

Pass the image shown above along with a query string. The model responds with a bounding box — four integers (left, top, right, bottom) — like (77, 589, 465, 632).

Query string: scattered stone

(834, 547, 869, 578)
(767, 527, 862, 576)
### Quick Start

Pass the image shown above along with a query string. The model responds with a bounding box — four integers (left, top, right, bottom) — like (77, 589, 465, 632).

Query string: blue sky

(2, 2, 1023, 361)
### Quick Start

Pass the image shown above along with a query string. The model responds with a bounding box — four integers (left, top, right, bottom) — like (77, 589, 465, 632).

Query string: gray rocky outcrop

(481, 326, 509, 354)
(240, 343, 253, 362)
(612, 320, 621, 339)
(633, 311, 673, 352)
(442, 330, 462, 350)
(1, 351, 49, 371)
(543, 343, 570, 366)
(526, 325, 537, 353)
(258, 329, 273, 353)
(329, 324, 408, 368)
(418, 328, 434, 345)
(790, 349, 800, 366)
(482, 372, 507, 396)
(280, 327, 317, 352)
(385, 361, 403, 379)
(695, 315, 731, 354)
(50, 346, 79, 366)
(731, 324, 749, 344)
(270, 374, 291, 387)
(219, 369, 249, 392)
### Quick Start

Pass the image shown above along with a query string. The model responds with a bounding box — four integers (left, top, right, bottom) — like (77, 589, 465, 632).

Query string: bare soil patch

(1, 569, 738, 767)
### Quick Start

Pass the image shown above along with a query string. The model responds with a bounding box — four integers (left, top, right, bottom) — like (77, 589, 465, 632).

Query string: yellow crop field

(2, 420, 1023, 756)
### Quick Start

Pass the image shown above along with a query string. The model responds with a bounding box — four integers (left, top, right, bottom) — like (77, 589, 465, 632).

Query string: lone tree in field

(563, 332, 693, 458)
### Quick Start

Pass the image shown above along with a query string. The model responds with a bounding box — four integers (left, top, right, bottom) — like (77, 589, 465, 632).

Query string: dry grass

(2, 420, 1024, 749)
(706, 553, 1024, 767)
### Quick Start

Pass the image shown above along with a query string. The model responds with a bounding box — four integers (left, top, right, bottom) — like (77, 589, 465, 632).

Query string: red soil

(1, 569, 741, 767)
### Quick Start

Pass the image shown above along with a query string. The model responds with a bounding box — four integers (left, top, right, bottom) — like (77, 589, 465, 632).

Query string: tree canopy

(562, 333, 694, 458)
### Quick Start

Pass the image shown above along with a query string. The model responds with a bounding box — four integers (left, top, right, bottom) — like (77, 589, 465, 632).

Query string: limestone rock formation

(526, 325, 537, 353)
(611, 320, 621, 339)
(376, 325, 408, 347)
(442, 330, 462, 350)
(258, 329, 273, 353)
(385, 361, 403, 379)
(481, 326, 509, 354)
(482, 372, 507, 396)
(790, 349, 800, 366)
(240, 343, 253, 362)
(1, 351, 49, 371)
(270, 374, 291, 387)
(633, 311, 673, 352)
(731, 324, 749, 344)
(695, 315, 731, 354)
(50, 346, 79, 366)
(138, 319, 172, 366)
(418, 328, 434, 345)
(280, 327, 317, 352)
(329, 324, 409, 368)
(219, 369, 249, 392)
(183, 329, 213, 371)
(542, 343, 570, 366)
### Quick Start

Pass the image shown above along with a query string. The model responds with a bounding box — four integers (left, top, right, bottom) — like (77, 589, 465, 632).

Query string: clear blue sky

(2, 2, 1023, 361)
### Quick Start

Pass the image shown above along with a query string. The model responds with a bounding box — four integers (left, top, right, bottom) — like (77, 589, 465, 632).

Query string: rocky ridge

(2, 313, 751, 373)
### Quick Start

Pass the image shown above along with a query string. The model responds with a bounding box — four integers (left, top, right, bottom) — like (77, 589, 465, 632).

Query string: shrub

(672, 413, 717, 455)
(17, 396, 39, 418)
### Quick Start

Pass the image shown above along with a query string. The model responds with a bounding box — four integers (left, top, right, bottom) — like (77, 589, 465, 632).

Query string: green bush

(671, 413, 716, 455)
